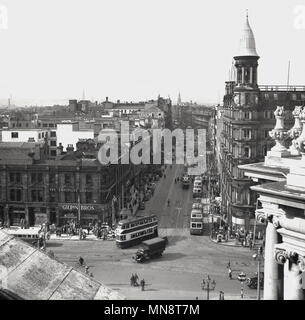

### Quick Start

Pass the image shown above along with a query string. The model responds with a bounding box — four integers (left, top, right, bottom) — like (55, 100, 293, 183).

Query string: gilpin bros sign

(60, 204, 99, 212)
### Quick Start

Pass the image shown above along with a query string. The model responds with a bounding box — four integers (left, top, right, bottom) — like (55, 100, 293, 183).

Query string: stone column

(264, 221, 283, 299)
(250, 67, 253, 84)
(241, 67, 245, 84)
(25, 206, 29, 229)
(46, 207, 50, 225)
(284, 260, 304, 300)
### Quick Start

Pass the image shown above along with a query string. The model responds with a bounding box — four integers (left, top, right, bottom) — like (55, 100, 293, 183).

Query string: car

(192, 203, 203, 211)
(193, 187, 202, 198)
(246, 273, 264, 289)
(147, 182, 156, 191)
(139, 201, 145, 210)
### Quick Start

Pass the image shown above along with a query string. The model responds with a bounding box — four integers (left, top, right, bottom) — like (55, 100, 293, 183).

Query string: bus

(182, 175, 190, 189)
(4, 228, 45, 247)
(190, 209, 204, 235)
(115, 215, 158, 248)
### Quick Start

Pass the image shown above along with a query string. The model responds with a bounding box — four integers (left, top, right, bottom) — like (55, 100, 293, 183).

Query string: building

(1, 128, 48, 143)
(0, 140, 138, 228)
(239, 105, 305, 300)
(218, 14, 305, 232)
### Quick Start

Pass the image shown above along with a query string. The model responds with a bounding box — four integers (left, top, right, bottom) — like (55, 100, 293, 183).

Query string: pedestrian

(130, 274, 135, 286)
(140, 279, 145, 291)
(228, 267, 232, 280)
(227, 260, 231, 269)
(134, 273, 139, 286)
(85, 266, 89, 274)
(79, 256, 84, 266)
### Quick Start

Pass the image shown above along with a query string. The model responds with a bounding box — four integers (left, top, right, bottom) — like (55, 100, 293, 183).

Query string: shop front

(58, 203, 110, 227)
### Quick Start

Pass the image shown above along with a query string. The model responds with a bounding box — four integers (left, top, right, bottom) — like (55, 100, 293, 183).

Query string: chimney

(57, 143, 64, 156)
(106, 97, 109, 102)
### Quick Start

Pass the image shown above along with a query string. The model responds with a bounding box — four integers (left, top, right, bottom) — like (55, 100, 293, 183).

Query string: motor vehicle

(194, 176, 202, 182)
(139, 201, 145, 210)
(194, 180, 202, 188)
(246, 272, 264, 289)
(192, 203, 203, 211)
(182, 175, 190, 189)
(147, 182, 156, 192)
(133, 237, 166, 263)
(193, 187, 202, 198)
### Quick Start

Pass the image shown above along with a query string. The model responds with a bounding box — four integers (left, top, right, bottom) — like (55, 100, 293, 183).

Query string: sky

(0, 0, 305, 105)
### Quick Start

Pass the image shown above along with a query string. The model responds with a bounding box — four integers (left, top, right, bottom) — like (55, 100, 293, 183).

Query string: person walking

(228, 267, 232, 280)
(79, 256, 84, 266)
(134, 273, 139, 286)
(130, 274, 135, 286)
(140, 279, 145, 291)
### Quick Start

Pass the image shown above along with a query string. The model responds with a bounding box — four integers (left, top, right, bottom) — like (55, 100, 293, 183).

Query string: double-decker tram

(115, 215, 158, 248)
(190, 209, 204, 235)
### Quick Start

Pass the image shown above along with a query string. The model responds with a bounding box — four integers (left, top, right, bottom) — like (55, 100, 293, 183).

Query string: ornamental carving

(294, 106, 305, 157)
(255, 210, 267, 223)
(272, 216, 281, 229)
(297, 256, 305, 272)
(268, 106, 289, 154)
(274, 249, 288, 264)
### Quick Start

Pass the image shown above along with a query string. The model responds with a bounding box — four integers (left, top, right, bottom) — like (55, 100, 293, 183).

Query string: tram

(115, 215, 158, 248)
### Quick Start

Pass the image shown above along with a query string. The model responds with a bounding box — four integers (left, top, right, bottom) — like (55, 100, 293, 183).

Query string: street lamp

(201, 275, 216, 300)
(238, 272, 246, 299)
(253, 246, 263, 300)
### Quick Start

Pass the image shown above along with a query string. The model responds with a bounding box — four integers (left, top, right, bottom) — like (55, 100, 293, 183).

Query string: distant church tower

(177, 92, 182, 105)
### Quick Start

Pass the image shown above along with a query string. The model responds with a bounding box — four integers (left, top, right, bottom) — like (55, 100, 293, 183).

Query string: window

(264, 93, 269, 100)
(9, 173, 15, 182)
(264, 130, 270, 139)
(244, 147, 250, 158)
(243, 129, 251, 139)
(244, 111, 250, 120)
(49, 123, 54, 128)
(301, 94, 305, 100)
(43, 123, 48, 128)
(101, 174, 108, 185)
(86, 174, 92, 185)
(65, 174, 72, 185)
(292, 93, 297, 101)
(50, 131, 56, 137)
(50, 141, 57, 147)
(38, 173, 43, 183)
(31, 190, 44, 202)
(50, 191, 56, 202)
(274, 93, 278, 100)
(86, 192, 92, 203)
(31, 173, 43, 183)
(49, 173, 56, 184)
(11, 132, 18, 139)
(50, 150, 57, 157)
(16, 189, 22, 202)
(16, 173, 21, 183)
(10, 189, 15, 201)
(65, 192, 72, 203)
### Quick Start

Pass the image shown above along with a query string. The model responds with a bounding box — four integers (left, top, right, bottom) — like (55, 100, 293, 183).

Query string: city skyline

(0, 0, 305, 105)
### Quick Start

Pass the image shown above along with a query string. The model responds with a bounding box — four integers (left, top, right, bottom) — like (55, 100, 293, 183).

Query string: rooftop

(0, 230, 124, 300)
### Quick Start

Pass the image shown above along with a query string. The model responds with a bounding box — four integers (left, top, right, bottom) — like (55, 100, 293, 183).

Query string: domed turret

(235, 13, 259, 58)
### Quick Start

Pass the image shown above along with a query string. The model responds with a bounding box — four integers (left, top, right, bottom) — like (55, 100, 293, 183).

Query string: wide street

(50, 165, 261, 300)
